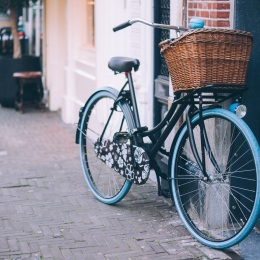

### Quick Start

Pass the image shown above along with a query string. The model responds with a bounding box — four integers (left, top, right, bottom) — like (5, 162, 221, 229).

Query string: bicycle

(75, 18, 260, 249)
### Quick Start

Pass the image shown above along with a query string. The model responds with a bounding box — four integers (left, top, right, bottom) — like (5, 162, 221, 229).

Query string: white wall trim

(230, 0, 234, 29)
(75, 69, 96, 81)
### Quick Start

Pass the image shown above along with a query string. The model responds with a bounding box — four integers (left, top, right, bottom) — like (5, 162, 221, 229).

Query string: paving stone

(40, 244, 53, 259)
(8, 238, 19, 252)
(50, 246, 64, 259)
(19, 241, 31, 254)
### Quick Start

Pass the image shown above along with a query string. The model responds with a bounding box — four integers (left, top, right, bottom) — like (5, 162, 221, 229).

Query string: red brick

(212, 20, 218, 27)
(206, 20, 213, 27)
(212, 20, 230, 27)
(202, 3, 208, 9)
(188, 10, 196, 16)
(213, 3, 230, 10)
(210, 11, 229, 19)
(210, 11, 218, 18)
(218, 11, 230, 18)
(201, 11, 209, 18)
(218, 3, 230, 9)
(216, 20, 230, 27)
(188, 3, 193, 8)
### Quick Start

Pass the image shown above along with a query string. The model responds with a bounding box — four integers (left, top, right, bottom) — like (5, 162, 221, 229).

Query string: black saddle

(108, 57, 140, 73)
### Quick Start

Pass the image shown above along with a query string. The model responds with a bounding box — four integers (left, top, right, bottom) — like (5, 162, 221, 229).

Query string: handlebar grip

(189, 18, 204, 29)
(113, 21, 132, 32)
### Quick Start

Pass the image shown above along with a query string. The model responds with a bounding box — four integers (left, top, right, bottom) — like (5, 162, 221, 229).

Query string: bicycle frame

(75, 68, 248, 184)
(112, 71, 248, 181)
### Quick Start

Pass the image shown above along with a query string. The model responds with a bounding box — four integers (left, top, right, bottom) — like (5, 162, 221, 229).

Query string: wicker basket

(159, 28, 253, 92)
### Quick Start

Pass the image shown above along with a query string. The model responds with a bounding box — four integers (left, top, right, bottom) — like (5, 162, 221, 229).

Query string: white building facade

(43, 0, 186, 129)
(43, 0, 233, 128)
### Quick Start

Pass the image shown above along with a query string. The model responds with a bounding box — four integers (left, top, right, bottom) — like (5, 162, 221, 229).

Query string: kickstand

(152, 162, 162, 196)
(152, 162, 171, 198)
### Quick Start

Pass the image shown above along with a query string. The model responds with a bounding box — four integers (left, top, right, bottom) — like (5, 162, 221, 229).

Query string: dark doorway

(153, 0, 170, 129)
(235, 0, 260, 143)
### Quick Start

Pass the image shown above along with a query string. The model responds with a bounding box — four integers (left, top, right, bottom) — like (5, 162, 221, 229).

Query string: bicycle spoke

(230, 187, 253, 210)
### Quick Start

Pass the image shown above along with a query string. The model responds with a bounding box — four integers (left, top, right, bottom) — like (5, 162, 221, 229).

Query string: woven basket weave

(159, 28, 253, 92)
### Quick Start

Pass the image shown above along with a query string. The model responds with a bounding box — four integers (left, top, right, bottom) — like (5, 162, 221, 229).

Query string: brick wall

(187, 0, 232, 28)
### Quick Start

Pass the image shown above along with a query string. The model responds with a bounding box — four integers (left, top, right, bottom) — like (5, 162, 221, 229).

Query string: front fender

(167, 105, 221, 198)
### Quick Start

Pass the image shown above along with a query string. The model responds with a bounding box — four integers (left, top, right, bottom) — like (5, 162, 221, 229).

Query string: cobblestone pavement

(0, 106, 245, 259)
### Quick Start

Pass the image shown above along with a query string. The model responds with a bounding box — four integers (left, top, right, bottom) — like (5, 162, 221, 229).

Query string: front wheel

(79, 88, 134, 204)
(170, 108, 260, 248)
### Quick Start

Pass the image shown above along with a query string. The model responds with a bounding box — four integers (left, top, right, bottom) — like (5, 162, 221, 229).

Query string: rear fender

(75, 87, 120, 144)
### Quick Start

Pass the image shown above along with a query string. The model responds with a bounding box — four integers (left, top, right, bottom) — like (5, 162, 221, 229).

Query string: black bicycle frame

(115, 72, 248, 179)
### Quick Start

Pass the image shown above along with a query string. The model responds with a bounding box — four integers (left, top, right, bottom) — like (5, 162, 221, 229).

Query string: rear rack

(173, 84, 248, 105)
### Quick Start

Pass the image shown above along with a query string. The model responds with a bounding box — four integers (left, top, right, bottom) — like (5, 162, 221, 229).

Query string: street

(0, 106, 255, 259)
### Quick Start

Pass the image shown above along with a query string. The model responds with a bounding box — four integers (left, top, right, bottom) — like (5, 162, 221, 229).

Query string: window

(86, 0, 95, 47)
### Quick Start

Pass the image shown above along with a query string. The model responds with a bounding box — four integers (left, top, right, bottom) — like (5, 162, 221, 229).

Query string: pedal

(130, 126, 148, 135)
(113, 132, 131, 144)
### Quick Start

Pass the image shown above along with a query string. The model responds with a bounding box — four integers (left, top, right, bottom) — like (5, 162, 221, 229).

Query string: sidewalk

(0, 106, 254, 259)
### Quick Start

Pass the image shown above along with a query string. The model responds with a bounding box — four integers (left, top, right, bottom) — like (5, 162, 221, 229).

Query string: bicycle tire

(170, 108, 260, 249)
(79, 88, 134, 204)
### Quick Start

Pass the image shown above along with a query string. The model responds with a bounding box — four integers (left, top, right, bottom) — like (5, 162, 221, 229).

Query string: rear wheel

(171, 108, 260, 248)
(79, 89, 134, 204)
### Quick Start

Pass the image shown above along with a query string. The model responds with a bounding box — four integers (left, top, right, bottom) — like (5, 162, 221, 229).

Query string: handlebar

(113, 18, 204, 32)
(113, 18, 189, 32)
(113, 20, 132, 32)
